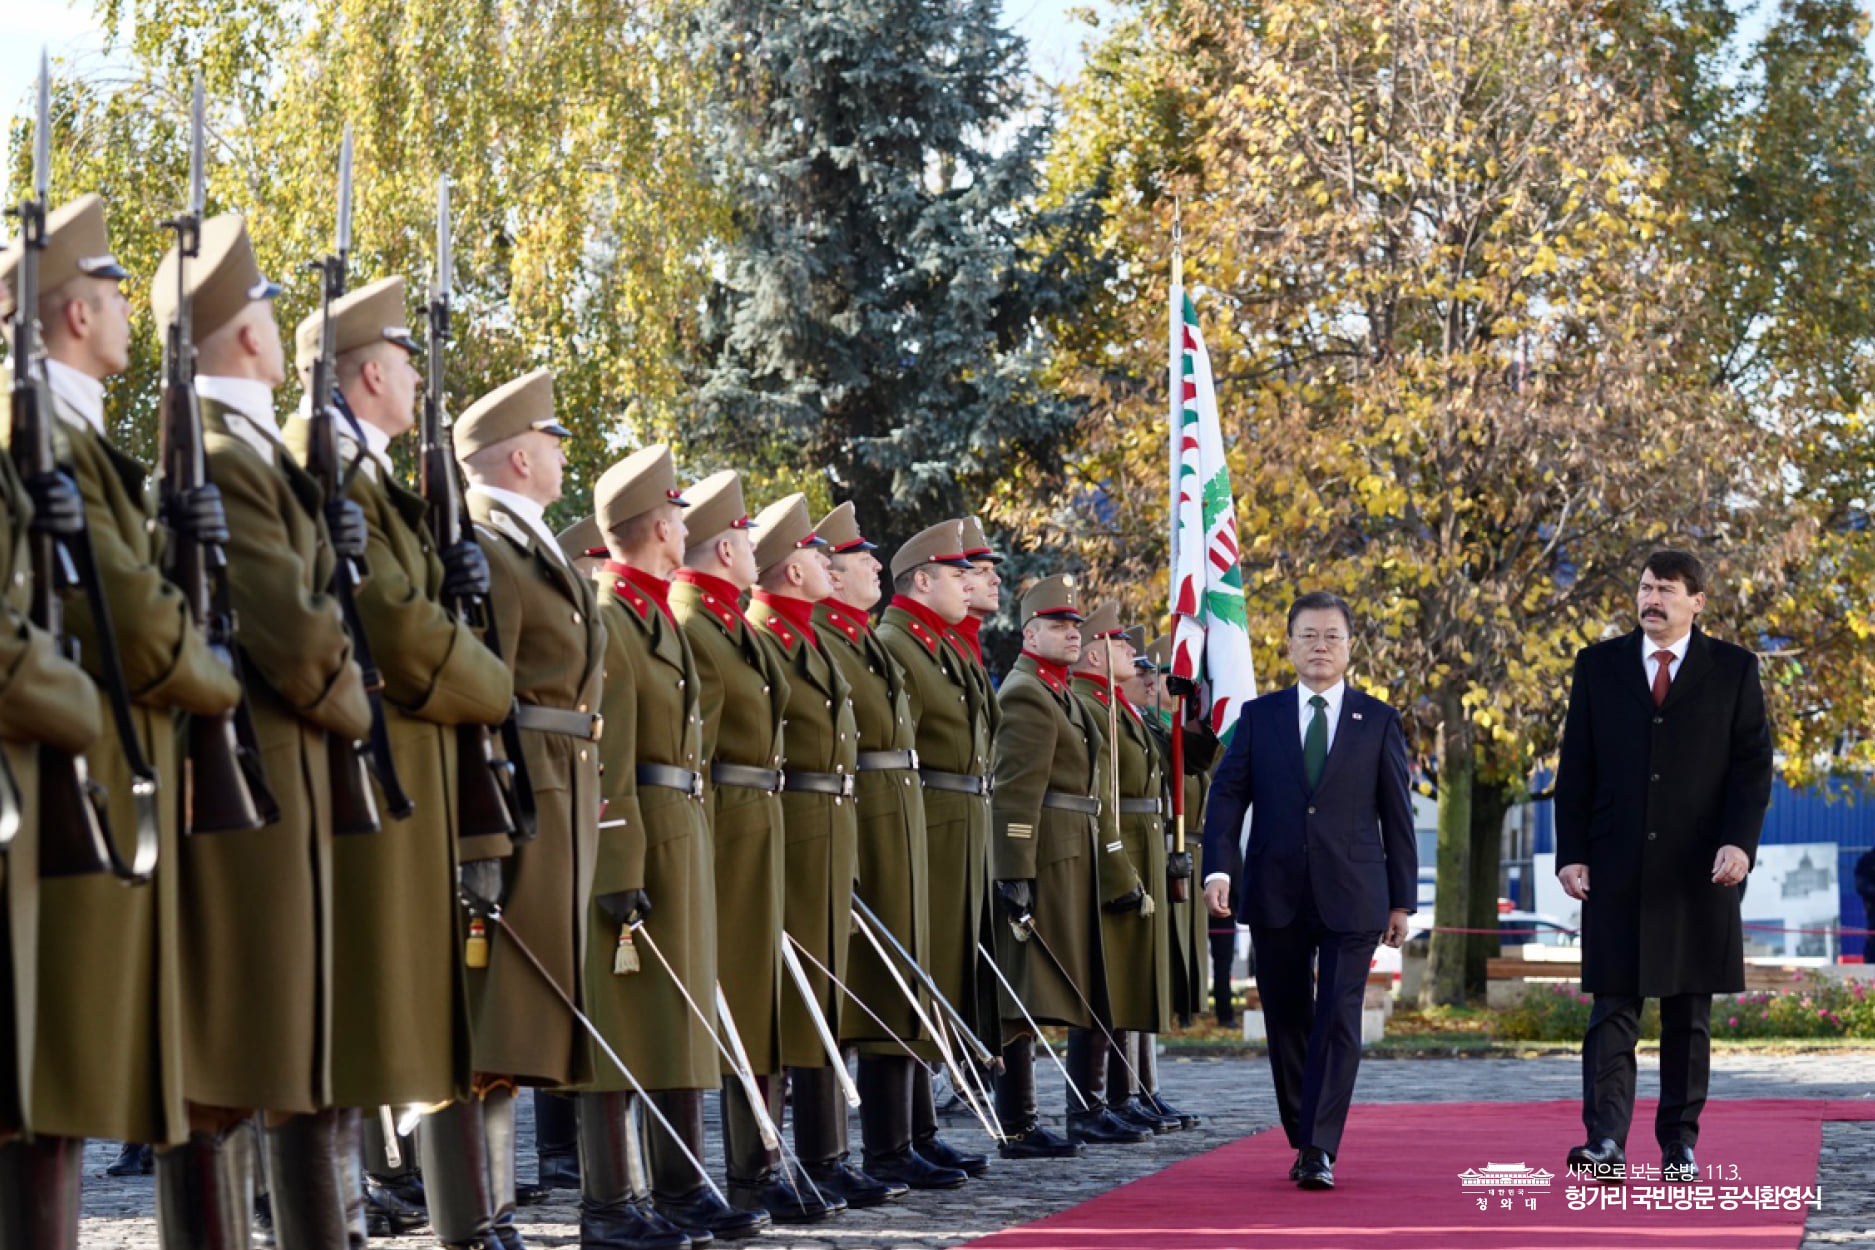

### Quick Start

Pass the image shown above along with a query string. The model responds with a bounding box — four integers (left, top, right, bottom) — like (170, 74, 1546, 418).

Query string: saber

(778, 933, 862, 1108)
(629, 921, 781, 1147)
(976, 941, 1088, 1110)
(711, 984, 782, 1153)
(936, 1011, 1006, 1142)
(467, 897, 725, 1203)
(785, 928, 938, 1076)
(1019, 915, 1143, 1090)
(851, 893, 994, 1065)
(847, 908, 1003, 1140)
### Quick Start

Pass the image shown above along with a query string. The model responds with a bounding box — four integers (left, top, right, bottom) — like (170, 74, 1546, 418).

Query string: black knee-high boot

(911, 1063, 988, 1176)
(483, 1088, 526, 1250)
(575, 1091, 689, 1250)
(156, 1126, 256, 1250)
(1064, 1028, 1150, 1145)
(857, 1056, 966, 1190)
(1107, 1031, 1178, 1134)
(993, 1034, 1080, 1159)
(419, 1097, 497, 1250)
(0, 1135, 83, 1250)
(791, 1065, 901, 1208)
(264, 1110, 351, 1250)
(533, 1090, 579, 1190)
(362, 1112, 427, 1235)
(645, 1088, 768, 1241)
(722, 1076, 839, 1225)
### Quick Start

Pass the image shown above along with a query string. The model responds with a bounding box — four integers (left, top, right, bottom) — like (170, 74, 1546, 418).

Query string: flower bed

(1499, 973, 1875, 1042)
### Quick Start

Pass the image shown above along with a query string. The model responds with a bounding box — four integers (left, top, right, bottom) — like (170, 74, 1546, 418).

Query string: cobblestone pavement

(73, 1050, 1875, 1248)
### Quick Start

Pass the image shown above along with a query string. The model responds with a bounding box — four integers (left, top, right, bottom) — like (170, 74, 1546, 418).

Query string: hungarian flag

(1168, 284, 1257, 741)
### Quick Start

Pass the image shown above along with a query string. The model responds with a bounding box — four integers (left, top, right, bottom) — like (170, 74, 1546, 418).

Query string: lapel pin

(1351, 712, 1364, 721)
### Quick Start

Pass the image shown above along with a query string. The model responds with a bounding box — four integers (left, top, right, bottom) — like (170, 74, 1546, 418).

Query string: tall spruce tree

(691, 0, 1103, 530)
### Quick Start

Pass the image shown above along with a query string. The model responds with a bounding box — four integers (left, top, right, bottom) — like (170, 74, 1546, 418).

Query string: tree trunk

(1465, 783, 1513, 1000)
(1423, 692, 1473, 1007)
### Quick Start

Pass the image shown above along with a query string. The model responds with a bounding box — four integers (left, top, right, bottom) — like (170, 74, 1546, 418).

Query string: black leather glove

(1167, 850, 1194, 882)
(1180, 718, 1220, 771)
(995, 878, 1034, 925)
(24, 470, 84, 537)
(458, 859, 504, 911)
(170, 482, 231, 547)
(324, 496, 368, 560)
(597, 889, 652, 926)
(441, 539, 492, 601)
(1165, 672, 1197, 699)
(1103, 884, 1146, 914)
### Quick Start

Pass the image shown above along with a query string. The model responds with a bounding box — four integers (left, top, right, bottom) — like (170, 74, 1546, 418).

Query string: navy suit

(1203, 683, 1416, 1157)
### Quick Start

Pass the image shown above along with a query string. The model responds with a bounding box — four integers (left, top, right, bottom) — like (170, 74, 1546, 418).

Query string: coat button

(1651, 773, 1660, 782)
(1648, 831, 1658, 840)
(573, 610, 583, 624)
(1307, 806, 1316, 815)
(1653, 716, 1663, 725)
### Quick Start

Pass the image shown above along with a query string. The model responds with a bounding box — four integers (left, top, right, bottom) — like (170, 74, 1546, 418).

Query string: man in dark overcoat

(1555, 549, 1772, 1183)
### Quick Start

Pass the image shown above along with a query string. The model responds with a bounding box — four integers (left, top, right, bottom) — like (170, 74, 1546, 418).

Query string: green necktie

(1304, 694, 1329, 789)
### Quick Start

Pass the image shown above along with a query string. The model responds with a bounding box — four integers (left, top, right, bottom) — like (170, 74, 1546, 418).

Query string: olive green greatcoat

(182, 397, 372, 1114)
(21, 407, 241, 1145)
(464, 491, 604, 1087)
(1072, 675, 1168, 1035)
(671, 572, 789, 1076)
(746, 594, 858, 1068)
(281, 419, 514, 1107)
(0, 453, 102, 1136)
(990, 655, 1133, 1031)
(940, 623, 1004, 1036)
(588, 568, 717, 1092)
(814, 601, 930, 1055)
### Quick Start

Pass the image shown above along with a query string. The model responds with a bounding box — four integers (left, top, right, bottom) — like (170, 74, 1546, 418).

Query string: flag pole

(1166, 200, 1191, 902)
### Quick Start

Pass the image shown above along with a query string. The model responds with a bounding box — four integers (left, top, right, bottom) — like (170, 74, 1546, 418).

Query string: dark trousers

(1209, 926, 1237, 1023)
(1582, 992, 1713, 1150)
(1249, 885, 1380, 1159)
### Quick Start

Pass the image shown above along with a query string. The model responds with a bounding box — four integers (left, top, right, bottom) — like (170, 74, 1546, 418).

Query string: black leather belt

(920, 768, 990, 797)
(1042, 790, 1100, 816)
(637, 763, 704, 799)
(514, 705, 604, 741)
(856, 749, 919, 772)
(711, 762, 784, 794)
(1118, 797, 1163, 816)
(784, 769, 856, 798)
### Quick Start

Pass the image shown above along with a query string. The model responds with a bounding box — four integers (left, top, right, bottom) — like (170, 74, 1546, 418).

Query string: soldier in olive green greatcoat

(878, 519, 998, 1181)
(1, 196, 242, 1219)
(747, 493, 903, 1212)
(151, 213, 377, 1250)
(813, 505, 969, 1194)
(670, 473, 838, 1226)
(1130, 634, 1214, 1128)
(988, 574, 1140, 1159)
(582, 447, 766, 1249)
(284, 275, 517, 1233)
(433, 369, 604, 1250)
(0, 396, 105, 1246)
(1070, 607, 1177, 1140)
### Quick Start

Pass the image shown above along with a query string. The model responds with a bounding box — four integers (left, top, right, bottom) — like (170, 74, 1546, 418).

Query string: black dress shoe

(1565, 1138, 1627, 1184)
(1144, 1091, 1201, 1130)
(106, 1142, 154, 1177)
(536, 1150, 580, 1191)
(1295, 1146, 1334, 1190)
(364, 1184, 429, 1236)
(1662, 1142, 1697, 1184)
(653, 1188, 771, 1241)
(1066, 1107, 1154, 1145)
(803, 1157, 904, 1208)
(915, 1133, 988, 1177)
(513, 1181, 553, 1207)
(1108, 1096, 1180, 1135)
(997, 1123, 1084, 1160)
(1288, 1151, 1304, 1182)
(727, 1173, 843, 1224)
(862, 1147, 969, 1190)
(578, 1200, 691, 1250)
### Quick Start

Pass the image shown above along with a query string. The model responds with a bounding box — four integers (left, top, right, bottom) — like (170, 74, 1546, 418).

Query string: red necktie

(1651, 649, 1673, 707)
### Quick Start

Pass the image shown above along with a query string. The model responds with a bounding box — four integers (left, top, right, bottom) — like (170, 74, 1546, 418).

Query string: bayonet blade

(336, 123, 354, 256)
(33, 50, 50, 205)
(187, 77, 206, 221)
(434, 177, 451, 303)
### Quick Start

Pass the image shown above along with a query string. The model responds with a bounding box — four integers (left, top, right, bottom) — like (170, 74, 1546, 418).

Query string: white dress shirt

(468, 483, 565, 564)
(196, 375, 283, 461)
(294, 394, 395, 480)
(1642, 629, 1691, 688)
(45, 359, 107, 438)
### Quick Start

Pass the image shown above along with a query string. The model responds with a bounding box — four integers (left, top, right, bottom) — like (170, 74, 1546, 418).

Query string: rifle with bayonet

(8, 51, 158, 882)
(304, 125, 411, 833)
(158, 76, 277, 835)
(419, 177, 536, 842)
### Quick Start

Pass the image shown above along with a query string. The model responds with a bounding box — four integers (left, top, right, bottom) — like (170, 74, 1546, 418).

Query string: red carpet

(970, 1098, 1875, 1249)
